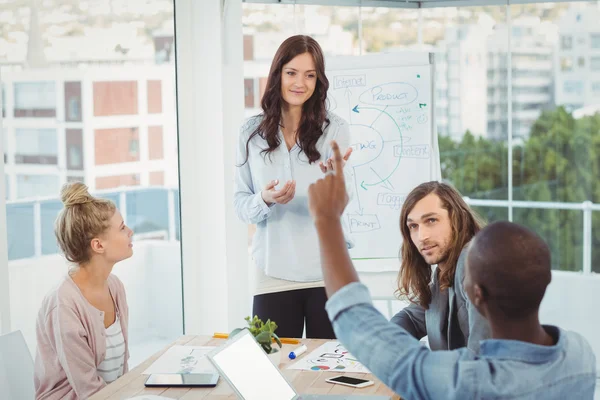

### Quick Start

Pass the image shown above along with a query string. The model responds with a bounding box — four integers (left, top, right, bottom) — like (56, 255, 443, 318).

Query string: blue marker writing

(288, 344, 308, 359)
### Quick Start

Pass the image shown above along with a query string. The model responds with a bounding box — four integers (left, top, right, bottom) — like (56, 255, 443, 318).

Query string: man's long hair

(396, 182, 485, 308)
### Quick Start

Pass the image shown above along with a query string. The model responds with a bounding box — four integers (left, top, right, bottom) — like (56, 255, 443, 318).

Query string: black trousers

(252, 287, 336, 339)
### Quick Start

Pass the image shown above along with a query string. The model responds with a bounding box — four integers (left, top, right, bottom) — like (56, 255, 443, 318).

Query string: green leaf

(271, 332, 282, 348)
(254, 331, 272, 345)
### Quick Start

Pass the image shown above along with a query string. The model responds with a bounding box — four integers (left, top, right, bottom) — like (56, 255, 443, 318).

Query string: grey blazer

(391, 246, 491, 353)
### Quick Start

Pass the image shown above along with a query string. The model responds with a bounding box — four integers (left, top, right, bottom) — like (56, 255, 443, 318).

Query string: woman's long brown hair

(396, 182, 485, 308)
(241, 35, 329, 165)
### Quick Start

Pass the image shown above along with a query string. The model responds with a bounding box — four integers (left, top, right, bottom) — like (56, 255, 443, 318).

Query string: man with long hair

(391, 181, 490, 352)
(306, 141, 596, 399)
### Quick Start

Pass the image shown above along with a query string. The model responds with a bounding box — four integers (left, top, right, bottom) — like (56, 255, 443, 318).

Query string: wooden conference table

(89, 335, 400, 400)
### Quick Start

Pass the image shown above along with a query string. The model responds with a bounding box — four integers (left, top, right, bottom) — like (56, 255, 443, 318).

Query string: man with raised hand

(307, 140, 596, 400)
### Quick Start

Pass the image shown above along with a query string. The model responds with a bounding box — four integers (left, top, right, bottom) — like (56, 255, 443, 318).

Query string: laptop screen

(211, 332, 297, 400)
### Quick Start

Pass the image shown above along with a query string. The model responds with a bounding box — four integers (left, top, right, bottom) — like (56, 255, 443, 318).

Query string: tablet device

(144, 372, 219, 387)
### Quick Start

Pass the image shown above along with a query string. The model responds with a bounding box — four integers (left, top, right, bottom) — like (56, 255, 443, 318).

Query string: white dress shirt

(234, 111, 354, 283)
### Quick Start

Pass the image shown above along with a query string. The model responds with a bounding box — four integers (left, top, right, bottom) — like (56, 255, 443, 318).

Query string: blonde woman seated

(34, 182, 134, 400)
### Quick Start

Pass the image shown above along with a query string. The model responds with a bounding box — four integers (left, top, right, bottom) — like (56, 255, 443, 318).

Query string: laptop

(207, 329, 391, 400)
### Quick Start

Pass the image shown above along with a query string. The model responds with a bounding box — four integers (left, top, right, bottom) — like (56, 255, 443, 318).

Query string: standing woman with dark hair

(234, 35, 353, 339)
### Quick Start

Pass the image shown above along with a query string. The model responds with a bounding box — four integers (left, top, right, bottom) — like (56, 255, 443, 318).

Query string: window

(592, 82, 600, 94)
(561, 57, 573, 72)
(591, 33, 600, 49)
(68, 146, 82, 169)
(64, 82, 82, 122)
(2, 0, 182, 369)
(65, 129, 83, 170)
(244, 78, 255, 108)
(514, 70, 551, 78)
(129, 138, 140, 157)
(14, 82, 56, 118)
(510, 2, 600, 280)
(16, 174, 60, 199)
(15, 129, 58, 165)
(564, 81, 584, 95)
(66, 176, 84, 183)
(1, 0, 599, 379)
(561, 35, 573, 50)
(362, 7, 417, 53)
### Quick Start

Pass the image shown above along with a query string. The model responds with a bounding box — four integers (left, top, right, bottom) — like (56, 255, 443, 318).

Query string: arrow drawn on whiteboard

(352, 168, 364, 215)
(384, 137, 412, 144)
(369, 167, 394, 191)
(345, 88, 353, 123)
(370, 105, 388, 128)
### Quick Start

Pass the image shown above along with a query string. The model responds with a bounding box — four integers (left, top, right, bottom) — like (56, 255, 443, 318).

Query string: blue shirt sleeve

(326, 282, 474, 400)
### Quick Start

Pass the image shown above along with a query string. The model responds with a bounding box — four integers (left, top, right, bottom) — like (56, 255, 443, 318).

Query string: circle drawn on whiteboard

(417, 114, 428, 124)
(348, 124, 384, 167)
(359, 82, 418, 107)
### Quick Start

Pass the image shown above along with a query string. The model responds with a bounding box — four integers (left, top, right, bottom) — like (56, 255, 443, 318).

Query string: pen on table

(288, 344, 308, 359)
(212, 332, 300, 345)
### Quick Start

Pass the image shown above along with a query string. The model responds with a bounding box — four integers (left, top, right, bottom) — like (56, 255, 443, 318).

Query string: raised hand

(309, 141, 349, 220)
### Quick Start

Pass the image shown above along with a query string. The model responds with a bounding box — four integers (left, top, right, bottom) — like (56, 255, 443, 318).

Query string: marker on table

(212, 332, 300, 345)
(288, 344, 308, 359)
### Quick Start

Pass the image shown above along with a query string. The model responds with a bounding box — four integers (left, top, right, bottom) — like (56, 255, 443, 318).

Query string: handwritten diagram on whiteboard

(327, 64, 440, 259)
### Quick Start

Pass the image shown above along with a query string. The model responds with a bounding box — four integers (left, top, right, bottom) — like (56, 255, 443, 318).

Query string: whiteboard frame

(326, 52, 439, 266)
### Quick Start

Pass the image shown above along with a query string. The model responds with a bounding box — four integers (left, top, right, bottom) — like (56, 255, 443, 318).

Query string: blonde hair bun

(60, 182, 94, 207)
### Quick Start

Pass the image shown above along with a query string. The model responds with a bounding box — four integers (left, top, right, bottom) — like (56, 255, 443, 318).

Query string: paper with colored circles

(286, 341, 370, 373)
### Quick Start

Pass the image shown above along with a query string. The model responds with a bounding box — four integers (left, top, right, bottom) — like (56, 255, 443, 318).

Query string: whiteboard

(326, 53, 441, 260)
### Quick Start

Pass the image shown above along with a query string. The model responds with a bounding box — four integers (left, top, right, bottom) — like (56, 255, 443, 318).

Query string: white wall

(539, 271, 600, 354)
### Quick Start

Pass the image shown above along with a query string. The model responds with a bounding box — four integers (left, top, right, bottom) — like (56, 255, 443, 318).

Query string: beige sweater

(34, 274, 129, 400)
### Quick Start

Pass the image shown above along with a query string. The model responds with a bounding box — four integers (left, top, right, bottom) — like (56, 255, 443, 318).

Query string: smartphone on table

(325, 375, 374, 388)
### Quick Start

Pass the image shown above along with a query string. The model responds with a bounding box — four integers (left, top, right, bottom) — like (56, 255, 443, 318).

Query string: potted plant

(230, 315, 283, 365)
